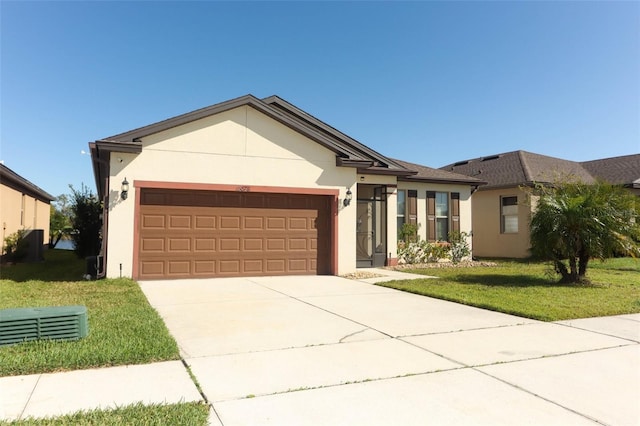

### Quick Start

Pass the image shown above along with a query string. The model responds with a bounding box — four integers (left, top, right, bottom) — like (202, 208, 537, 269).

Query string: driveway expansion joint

(472, 367, 607, 425)
(554, 321, 640, 344)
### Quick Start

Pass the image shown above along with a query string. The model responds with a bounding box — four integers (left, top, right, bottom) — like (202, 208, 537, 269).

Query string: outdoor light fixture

(120, 178, 129, 200)
(343, 188, 353, 207)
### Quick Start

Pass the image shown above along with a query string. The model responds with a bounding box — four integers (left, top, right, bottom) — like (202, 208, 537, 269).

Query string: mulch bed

(389, 260, 498, 270)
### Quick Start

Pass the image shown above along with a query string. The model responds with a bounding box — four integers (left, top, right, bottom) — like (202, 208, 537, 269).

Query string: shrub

(398, 240, 450, 264)
(399, 222, 420, 243)
(3, 229, 29, 263)
(449, 231, 471, 264)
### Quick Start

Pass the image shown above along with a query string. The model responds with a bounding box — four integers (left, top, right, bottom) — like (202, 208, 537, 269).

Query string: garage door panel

(169, 215, 191, 229)
(243, 239, 263, 251)
(141, 261, 164, 276)
(167, 261, 190, 275)
(243, 259, 264, 273)
(195, 216, 216, 229)
(219, 238, 241, 251)
(266, 259, 286, 273)
(138, 189, 331, 279)
(220, 216, 241, 230)
(266, 238, 285, 251)
(195, 238, 216, 252)
(219, 260, 241, 274)
(288, 217, 308, 230)
(194, 260, 215, 274)
(141, 238, 165, 252)
(288, 259, 308, 272)
(168, 238, 190, 252)
(266, 217, 286, 230)
(142, 215, 166, 229)
(288, 238, 308, 250)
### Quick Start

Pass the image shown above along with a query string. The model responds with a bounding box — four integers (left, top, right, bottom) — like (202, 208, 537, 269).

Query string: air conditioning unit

(0, 305, 89, 346)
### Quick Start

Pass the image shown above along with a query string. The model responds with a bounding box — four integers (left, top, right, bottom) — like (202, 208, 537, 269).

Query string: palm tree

(530, 180, 639, 283)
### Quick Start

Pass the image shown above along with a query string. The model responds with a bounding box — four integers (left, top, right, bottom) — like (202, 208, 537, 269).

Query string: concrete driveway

(140, 275, 640, 426)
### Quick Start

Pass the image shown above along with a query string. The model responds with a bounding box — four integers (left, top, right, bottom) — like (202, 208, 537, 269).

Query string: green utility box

(0, 305, 89, 346)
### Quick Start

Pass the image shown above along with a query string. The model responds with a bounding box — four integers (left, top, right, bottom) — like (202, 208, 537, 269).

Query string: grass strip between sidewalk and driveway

(0, 250, 180, 377)
(379, 258, 640, 321)
(0, 402, 210, 426)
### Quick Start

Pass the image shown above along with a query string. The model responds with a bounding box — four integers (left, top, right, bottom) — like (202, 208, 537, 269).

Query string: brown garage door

(137, 189, 332, 279)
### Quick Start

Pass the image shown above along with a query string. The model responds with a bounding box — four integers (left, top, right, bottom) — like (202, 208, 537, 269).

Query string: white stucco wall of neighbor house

(104, 106, 359, 278)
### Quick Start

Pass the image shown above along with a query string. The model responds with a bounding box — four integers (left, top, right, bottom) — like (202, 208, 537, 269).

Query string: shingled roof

(440, 151, 596, 190)
(580, 154, 640, 189)
(393, 158, 486, 186)
(0, 163, 55, 202)
(90, 94, 417, 197)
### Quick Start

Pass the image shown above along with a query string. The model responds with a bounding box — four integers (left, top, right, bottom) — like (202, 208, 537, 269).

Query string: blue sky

(2, 1, 639, 198)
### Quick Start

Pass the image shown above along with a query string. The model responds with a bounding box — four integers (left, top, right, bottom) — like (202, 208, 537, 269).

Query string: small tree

(69, 184, 102, 258)
(399, 222, 420, 243)
(530, 180, 640, 283)
(49, 194, 73, 248)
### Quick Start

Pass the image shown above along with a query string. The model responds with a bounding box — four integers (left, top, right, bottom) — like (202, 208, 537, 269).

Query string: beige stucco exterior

(471, 187, 533, 258)
(97, 99, 481, 279)
(1, 183, 51, 252)
(105, 106, 358, 278)
(397, 181, 474, 254)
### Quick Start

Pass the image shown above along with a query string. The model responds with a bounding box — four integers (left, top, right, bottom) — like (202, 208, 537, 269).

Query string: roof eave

(356, 166, 418, 177)
(0, 166, 55, 202)
(399, 176, 488, 186)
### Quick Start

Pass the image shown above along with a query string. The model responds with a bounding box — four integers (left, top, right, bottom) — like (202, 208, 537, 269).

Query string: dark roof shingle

(580, 154, 640, 188)
(441, 150, 598, 189)
(393, 158, 486, 185)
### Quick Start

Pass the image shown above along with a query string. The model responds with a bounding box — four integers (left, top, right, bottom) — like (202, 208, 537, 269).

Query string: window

(427, 191, 460, 242)
(435, 192, 449, 241)
(20, 194, 26, 226)
(501, 196, 518, 233)
(397, 190, 406, 239)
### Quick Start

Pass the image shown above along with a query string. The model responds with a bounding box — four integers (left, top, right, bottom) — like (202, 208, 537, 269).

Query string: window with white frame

(435, 192, 449, 241)
(397, 189, 406, 239)
(501, 196, 518, 233)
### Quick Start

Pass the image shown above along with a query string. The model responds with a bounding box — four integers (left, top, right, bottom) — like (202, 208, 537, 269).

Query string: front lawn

(0, 250, 180, 376)
(0, 402, 210, 426)
(381, 258, 640, 321)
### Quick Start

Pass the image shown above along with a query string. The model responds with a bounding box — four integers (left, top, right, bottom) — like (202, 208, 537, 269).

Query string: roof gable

(90, 94, 418, 196)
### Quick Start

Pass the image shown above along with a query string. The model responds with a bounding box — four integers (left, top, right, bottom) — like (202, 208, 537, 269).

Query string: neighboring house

(442, 151, 640, 258)
(0, 164, 54, 254)
(90, 94, 482, 280)
(581, 154, 640, 196)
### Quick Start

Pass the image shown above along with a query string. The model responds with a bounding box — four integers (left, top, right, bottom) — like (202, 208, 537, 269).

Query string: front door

(356, 185, 387, 268)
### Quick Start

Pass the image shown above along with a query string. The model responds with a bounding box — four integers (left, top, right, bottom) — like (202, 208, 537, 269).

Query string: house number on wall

(237, 186, 250, 192)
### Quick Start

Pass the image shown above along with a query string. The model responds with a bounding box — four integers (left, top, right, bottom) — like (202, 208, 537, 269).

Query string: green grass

(0, 402, 210, 426)
(0, 249, 86, 282)
(380, 258, 640, 321)
(0, 250, 180, 376)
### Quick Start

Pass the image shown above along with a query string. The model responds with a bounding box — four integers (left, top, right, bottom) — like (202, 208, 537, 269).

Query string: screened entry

(356, 185, 387, 268)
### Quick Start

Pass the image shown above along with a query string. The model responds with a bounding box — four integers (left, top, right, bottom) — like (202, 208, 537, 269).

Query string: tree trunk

(578, 249, 590, 282)
(49, 232, 63, 249)
(568, 257, 578, 282)
(555, 260, 571, 283)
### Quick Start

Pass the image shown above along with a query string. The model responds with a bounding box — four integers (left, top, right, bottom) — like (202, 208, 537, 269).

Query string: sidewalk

(1, 361, 202, 421)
